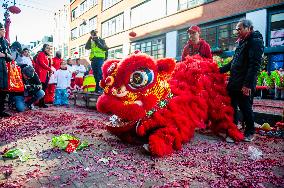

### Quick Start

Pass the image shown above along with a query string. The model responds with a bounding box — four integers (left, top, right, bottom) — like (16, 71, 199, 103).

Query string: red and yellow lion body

(97, 53, 243, 157)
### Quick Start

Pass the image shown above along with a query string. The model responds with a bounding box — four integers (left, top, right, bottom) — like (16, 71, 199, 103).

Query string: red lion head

(97, 52, 175, 136)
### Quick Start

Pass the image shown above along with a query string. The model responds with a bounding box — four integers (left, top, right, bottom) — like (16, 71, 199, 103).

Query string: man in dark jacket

(11, 65, 45, 111)
(220, 19, 264, 142)
(0, 22, 13, 117)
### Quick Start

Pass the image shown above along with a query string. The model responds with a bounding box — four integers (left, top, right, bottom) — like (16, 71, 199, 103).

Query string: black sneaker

(0, 112, 11, 118)
(28, 104, 36, 110)
(39, 104, 48, 108)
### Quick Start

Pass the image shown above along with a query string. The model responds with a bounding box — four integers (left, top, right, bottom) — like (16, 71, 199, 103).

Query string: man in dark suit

(0, 22, 13, 117)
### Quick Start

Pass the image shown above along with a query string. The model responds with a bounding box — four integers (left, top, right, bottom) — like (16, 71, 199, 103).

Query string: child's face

(61, 63, 67, 69)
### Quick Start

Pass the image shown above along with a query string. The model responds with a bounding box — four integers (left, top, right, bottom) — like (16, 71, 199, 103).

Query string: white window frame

(102, 13, 124, 38)
(89, 16, 97, 32)
(102, 0, 121, 11)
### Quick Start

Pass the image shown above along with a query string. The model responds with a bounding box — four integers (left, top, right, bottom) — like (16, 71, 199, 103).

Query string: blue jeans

(91, 57, 104, 92)
(54, 89, 69, 105)
(14, 90, 45, 112)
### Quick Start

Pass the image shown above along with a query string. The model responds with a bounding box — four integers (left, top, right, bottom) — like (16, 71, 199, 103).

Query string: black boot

(0, 112, 11, 118)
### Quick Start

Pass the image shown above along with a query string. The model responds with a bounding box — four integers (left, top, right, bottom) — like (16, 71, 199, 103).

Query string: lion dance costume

(97, 52, 243, 157)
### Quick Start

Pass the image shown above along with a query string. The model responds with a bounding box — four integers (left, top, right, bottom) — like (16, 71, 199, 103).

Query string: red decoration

(74, 51, 78, 55)
(65, 140, 80, 153)
(5, 61, 24, 92)
(129, 31, 137, 37)
(4, 18, 11, 43)
(8, 6, 21, 14)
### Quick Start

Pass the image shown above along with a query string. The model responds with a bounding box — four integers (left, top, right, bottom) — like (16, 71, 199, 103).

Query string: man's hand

(0, 52, 5, 58)
(241, 86, 251, 96)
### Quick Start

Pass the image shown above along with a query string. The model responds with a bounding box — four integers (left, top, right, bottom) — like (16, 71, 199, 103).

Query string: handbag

(48, 67, 57, 84)
(6, 61, 24, 92)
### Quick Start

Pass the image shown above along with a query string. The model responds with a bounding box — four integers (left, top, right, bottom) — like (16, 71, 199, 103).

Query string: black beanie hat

(22, 65, 35, 78)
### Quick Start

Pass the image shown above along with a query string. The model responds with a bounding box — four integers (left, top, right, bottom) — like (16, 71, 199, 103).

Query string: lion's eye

(129, 69, 154, 89)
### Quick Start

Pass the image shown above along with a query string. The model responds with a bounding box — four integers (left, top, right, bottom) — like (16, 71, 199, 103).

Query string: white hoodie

(54, 69, 72, 89)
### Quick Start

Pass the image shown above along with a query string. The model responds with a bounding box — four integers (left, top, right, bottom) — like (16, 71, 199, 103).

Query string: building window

(102, 13, 124, 38)
(177, 31, 189, 58)
(64, 45, 68, 58)
(71, 7, 77, 21)
(102, 0, 121, 11)
(131, 0, 166, 28)
(217, 23, 237, 51)
(80, 0, 88, 15)
(79, 23, 88, 37)
(269, 12, 284, 47)
(108, 46, 123, 59)
(178, 0, 214, 11)
(201, 22, 238, 51)
(89, 16, 97, 32)
(71, 27, 78, 40)
(70, 48, 76, 58)
(130, 36, 166, 59)
(88, 0, 98, 9)
(167, 0, 179, 15)
(79, 45, 86, 57)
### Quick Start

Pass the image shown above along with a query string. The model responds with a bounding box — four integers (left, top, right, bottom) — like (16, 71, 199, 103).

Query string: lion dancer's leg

(147, 127, 182, 157)
(137, 112, 196, 157)
(208, 94, 244, 141)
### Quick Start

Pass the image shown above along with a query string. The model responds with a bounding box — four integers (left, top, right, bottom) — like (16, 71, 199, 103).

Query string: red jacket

(52, 57, 62, 70)
(34, 51, 52, 83)
(181, 39, 212, 61)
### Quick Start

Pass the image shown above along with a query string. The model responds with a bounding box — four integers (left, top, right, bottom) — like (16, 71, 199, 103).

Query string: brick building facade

(68, 0, 284, 70)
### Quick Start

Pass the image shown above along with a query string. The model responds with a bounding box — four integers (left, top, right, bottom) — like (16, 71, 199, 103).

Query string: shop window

(177, 31, 188, 58)
(270, 12, 284, 47)
(177, 20, 240, 58)
(131, 36, 166, 59)
(270, 54, 284, 71)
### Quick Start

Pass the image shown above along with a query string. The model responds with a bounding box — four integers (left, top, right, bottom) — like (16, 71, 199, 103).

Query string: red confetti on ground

(0, 105, 283, 187)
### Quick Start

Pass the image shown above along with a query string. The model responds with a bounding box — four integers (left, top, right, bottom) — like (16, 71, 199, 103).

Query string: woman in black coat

(0, 22, 13, 117)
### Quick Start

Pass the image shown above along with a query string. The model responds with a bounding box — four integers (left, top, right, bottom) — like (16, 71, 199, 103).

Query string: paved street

(0, 105, 284, 188)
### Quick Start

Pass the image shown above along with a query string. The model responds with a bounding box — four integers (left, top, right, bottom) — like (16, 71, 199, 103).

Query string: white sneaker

(226, 137, 235, 143)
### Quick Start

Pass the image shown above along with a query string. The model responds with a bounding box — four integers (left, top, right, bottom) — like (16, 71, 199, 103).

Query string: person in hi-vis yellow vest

(85, 30, 108, 95)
